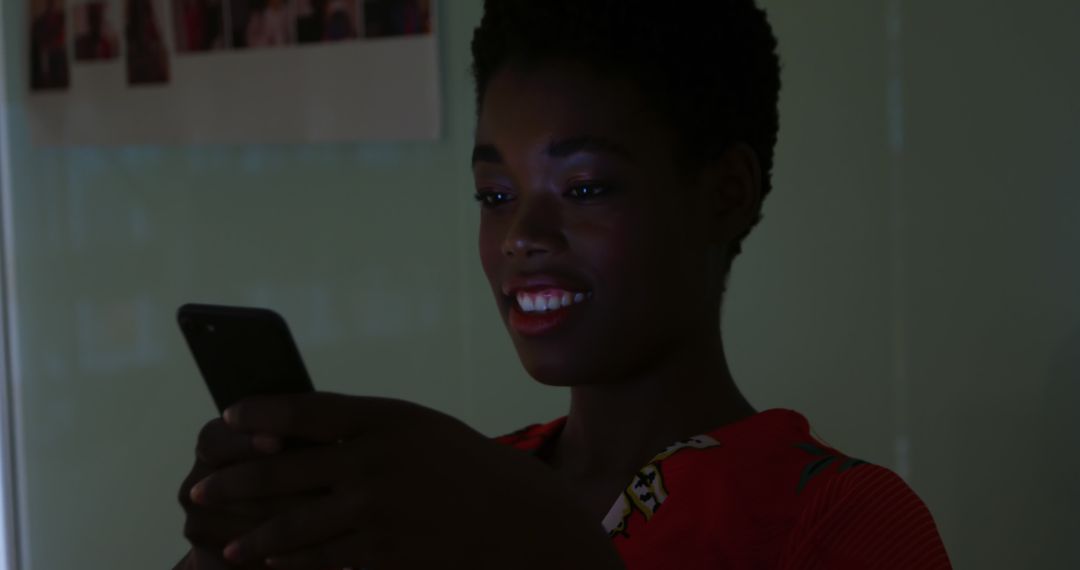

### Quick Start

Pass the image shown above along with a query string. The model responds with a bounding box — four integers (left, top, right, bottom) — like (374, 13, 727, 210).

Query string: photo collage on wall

(30, 0, 434, 91)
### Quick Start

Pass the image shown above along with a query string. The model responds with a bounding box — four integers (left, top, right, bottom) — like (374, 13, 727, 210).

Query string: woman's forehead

(475, 63, 675, 163)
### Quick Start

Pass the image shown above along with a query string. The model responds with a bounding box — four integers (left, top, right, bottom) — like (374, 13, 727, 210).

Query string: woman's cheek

(572, 221, 641, 295)
(587, 207, 653, 264)
(478, 219, 504, 285)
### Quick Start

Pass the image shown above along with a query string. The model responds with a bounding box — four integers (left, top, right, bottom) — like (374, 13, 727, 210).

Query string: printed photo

(231, 0, 296, 49)
(30, 0, 70, 90)
(74, 1, 120, 62)
(361, 0, 431, 38)
(126, 0, 171, 85)
(297, 0, 358, 43)
(173, 0, 226, 53)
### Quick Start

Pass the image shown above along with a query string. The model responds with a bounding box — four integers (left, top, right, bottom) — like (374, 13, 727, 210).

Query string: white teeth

(515, 289, 591, 313)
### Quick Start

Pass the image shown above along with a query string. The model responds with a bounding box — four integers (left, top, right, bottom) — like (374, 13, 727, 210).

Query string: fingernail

(223, 406, 238, 425)
(189, 479, 207, 504)
(223, 541, 241, 562)
(252, 434, 281, 454)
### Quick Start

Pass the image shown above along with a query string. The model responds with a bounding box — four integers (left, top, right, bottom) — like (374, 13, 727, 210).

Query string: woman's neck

(546, 332, 755, 484)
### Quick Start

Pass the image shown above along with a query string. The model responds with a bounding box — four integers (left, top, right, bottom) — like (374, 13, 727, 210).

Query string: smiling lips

(507, 287, 592, 336)
(516, 289, 589, 313)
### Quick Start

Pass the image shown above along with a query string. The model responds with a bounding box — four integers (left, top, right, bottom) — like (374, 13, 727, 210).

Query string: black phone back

(177, 303, 314, 414)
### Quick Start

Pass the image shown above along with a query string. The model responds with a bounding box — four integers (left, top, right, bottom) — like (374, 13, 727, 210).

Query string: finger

(222, 493, 366, 565)
(191, 444, 346, 504)
(182, 431, 280, 511)
(185, 496, 314, 548)
(184, 506, 268, 550)
(179, 461, 216, 511)
(223, 392, 409, 442)
(212, 496, 318, 517)
(263, 533, 377, 570)
(190, 547, 273, 570)
(198, 418, 282, 468)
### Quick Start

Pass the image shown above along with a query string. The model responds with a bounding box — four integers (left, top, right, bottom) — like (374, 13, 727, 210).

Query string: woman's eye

(474, 190, 513, 208)
(566, 183, 610, 200)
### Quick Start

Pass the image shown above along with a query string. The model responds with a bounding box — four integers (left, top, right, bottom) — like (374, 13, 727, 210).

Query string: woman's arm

(779, 465, 951, 569)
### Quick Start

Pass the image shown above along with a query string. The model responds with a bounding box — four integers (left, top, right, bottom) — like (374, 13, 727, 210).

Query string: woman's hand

(177, 547, 255, 570)
(177, 418, 303, 569)
(188, 392, 624, 570)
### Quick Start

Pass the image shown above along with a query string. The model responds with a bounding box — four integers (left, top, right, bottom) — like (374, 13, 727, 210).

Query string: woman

(176, 1, 951, 568)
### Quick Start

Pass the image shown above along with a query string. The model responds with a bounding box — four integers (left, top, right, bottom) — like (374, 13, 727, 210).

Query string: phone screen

(177, 304, 314, 414)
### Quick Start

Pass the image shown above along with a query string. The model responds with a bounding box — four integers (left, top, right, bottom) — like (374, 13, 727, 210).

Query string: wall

(731, 2, 1080, 567)
(1, 1, 1076, 568)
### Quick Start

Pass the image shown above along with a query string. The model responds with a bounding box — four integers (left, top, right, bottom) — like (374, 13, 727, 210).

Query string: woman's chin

(516, 355, 575, 387)
(518, 353, 615, 388)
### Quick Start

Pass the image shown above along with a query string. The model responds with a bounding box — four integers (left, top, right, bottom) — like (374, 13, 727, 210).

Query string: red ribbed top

(496, 409, 951, 569)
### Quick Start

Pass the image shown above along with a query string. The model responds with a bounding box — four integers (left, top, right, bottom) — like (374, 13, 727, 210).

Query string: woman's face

(473, 61, 722, 386)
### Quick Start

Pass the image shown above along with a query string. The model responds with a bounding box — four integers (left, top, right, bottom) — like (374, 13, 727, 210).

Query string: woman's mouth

(508, 288, 592, 336)
(515, 289, 590, 312)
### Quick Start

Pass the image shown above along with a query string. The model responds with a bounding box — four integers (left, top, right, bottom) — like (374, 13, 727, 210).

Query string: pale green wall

(2, 1, 1077, 568)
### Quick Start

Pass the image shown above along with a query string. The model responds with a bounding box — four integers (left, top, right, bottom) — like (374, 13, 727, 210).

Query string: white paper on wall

(27, 0, 441, 145)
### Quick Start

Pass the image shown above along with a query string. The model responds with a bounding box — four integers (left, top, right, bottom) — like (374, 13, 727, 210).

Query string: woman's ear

(704, 143, 763, 245)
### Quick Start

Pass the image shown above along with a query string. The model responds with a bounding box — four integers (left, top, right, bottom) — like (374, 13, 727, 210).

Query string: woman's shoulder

(493, 415, 567, 453)
(685, 409, 952, 568)
(776, 461, 952, 568)
(664, 409, 932, 511)
(642, 409, 878, 501)
(493, 410, 950, 567)
(492, 408, 922, 510)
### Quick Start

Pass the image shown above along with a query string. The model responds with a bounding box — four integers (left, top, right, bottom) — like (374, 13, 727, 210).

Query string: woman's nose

(501, 197, 565, 258)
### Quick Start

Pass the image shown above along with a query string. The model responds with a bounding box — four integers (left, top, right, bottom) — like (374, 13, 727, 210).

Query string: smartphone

(177, 303, 314, 414)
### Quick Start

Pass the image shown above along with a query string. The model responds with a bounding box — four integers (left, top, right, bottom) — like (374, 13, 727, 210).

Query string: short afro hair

(470, 0, 781, 257)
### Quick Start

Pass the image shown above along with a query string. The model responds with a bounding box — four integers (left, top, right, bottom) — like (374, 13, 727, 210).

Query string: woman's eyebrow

(471, 135, 637, 168)
(472, 144, 503, 167)
(546, 136, 637, 163)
